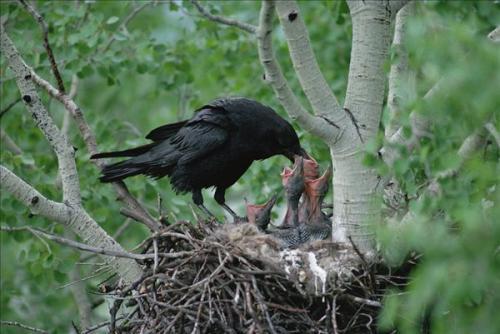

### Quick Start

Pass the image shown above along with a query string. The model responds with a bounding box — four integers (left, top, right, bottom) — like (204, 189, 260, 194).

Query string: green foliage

(375, 2, 500, 333)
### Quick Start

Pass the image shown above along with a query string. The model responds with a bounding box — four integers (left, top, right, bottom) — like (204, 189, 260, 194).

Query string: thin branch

(0, 320, 48, 334)
(1, 226, 148, 261)
(17, 0, 66, 93)
(101, 1, 154, 53)
(0, 128, 23, 155)
(0, 97, 22, 119)
(257, 0, 336, 142)
(190, 0, 257, 34)
(274, 1, 342, 124)
(344, 294, 382, 308)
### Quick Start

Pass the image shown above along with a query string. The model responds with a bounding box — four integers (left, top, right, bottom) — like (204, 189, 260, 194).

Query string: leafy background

(0, 1, 498, 333)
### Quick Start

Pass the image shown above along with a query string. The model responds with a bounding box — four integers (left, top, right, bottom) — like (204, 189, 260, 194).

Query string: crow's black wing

(170, 108, 232, 165)
(145, 120, 188, 142)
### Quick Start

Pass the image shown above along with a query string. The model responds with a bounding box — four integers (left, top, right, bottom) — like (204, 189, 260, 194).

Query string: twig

(0, 226, 146, 260)
(101, 1, 154, 53)
(17, 0, 66, 92)
(0, 320, 48, 334)
(0, 97, 22, 118)
(344, 294, 382, 308)
(190, 0, 257, 34)
(0, 128, 23, 155)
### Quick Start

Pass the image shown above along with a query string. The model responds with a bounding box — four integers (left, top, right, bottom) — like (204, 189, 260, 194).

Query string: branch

(1, 226, 148, 261)
(28, 46, 161, 232)
(0, 165, 68, 221)
(17, 0, 66, 93)
(488, 26, 500, 43)
(485, 122, 500, 149)
(389, 1, 412, 18)
(0, 164, 143, 283)
(257, 0, 336, 142)
(385, 2, 414, 138)
(1, 27, 144, 283)
(0, 97, 22, 119)
(0, 320, 48, 334)
(190, 0, 257, 34)
(1, 27, 81, 205)
(274, 1, 342, 125)
(0, 128, 23, 155)
(381, 78, 443, 167)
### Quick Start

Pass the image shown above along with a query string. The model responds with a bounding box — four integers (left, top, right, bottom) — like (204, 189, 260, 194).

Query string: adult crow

(91, 97, 308, 220)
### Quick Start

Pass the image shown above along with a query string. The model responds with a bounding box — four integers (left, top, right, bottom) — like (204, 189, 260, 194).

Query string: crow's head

(275, 122, 309, 162)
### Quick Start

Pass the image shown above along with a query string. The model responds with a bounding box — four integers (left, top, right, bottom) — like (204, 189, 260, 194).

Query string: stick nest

(106, 220, 412, 333)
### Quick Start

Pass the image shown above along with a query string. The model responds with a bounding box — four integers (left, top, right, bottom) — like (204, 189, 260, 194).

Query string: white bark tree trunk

(331, 1, 394, 253)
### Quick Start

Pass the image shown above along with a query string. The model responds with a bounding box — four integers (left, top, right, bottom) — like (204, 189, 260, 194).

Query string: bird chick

(245, 195, 277, 232)
(281, 157, 305, 227)
(302, 166, 332, 225)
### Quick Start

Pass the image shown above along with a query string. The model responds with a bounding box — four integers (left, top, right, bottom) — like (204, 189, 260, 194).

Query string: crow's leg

(192, 189, 216, 220)
(214, 187, 244, 222)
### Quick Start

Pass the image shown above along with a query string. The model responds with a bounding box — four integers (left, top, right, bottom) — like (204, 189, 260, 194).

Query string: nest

(106, 220, 413, 333)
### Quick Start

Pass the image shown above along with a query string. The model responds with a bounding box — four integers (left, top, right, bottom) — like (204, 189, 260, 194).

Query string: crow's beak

(298, 147, 311, 160)
(284, 147, 309, 162)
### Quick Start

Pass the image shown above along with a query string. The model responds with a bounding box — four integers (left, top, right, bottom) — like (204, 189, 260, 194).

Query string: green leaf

(106, 16, 119, 25)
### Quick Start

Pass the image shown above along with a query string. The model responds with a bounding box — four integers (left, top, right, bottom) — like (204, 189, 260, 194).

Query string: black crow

(91, 97, 308, 220)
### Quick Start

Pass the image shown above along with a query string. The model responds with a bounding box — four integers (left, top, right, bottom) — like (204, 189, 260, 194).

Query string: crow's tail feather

(99, 160, 144, 183)
(91, 143, 157, 159)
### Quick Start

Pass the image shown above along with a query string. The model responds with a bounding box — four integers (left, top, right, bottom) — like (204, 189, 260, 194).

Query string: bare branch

(257, 0, 336, 142)
(0, 320, 48, 334)
(0, 97, 22, 119)
(17, 0, 66, 93)
(0, 128, 23, 155)
(386, 2, 414, 137)
(190, 0, 257, 34)
(1, 226, 148, 261)
(274, 1, 342, 124)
